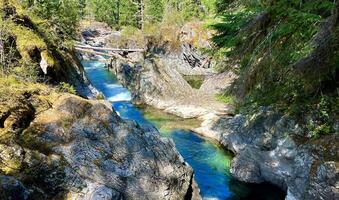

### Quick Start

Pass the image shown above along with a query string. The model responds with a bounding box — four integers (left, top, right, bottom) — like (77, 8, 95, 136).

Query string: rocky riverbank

(203, 108, 338, 200)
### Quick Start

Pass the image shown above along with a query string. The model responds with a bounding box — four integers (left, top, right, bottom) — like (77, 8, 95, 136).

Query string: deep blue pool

(82, 60, 285, 200)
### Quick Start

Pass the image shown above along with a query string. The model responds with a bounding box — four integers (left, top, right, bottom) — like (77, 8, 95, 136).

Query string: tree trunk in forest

(140, 0, 144, 30)
(116, 0, 121, 28)
(138, 0, 144, 30)
(133, 0, 144, 30)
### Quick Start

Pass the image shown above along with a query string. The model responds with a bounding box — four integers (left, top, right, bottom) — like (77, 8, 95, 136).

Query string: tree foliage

(212, 0, 338, 130)
(22, 0, 82, 39)
(145, 0, 164, 23)
(86, 0, 140, 28)
(85, 0, 214, 28)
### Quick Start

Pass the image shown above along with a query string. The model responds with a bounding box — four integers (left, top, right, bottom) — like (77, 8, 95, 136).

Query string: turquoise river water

(82, 61, 285, 200)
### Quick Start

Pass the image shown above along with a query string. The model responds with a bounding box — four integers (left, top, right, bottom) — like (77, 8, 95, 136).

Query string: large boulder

(110, 57, 233, 119)
(0, 94, 195, 199)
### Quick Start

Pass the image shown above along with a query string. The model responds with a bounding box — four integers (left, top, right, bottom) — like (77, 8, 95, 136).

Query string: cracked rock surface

(0, 94, 195, 200)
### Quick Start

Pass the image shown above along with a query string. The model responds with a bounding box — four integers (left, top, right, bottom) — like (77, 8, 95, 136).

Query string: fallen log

(75, 45, 145, 52)
(75, 47, 135, 65)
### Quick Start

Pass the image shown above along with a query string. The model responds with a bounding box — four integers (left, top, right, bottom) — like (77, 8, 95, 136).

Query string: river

(82, 60, 285, 200)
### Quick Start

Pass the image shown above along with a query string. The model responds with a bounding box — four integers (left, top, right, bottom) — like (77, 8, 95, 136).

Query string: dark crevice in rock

(1, 95, 36, 134)
(28, 47, 42, 64)
(0, 111, 10, 128)
(239, 182, 287, 200)
(184, 173, 202, 200)
(11, 102, 35, 132)
(12, 15, 36, 30)
(0, 34, 21, 65)
(0, 175, 30, 200)
(184, 173, 194, 200)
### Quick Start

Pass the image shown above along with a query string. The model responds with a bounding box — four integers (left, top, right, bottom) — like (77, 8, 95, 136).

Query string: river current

(82, 60, 285, 200)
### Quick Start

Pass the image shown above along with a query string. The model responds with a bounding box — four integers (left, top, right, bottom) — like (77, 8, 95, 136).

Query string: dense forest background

(18, 0, 216, 30)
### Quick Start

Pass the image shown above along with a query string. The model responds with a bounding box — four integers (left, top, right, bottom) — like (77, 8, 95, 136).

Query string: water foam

(107, 92, 132, 102)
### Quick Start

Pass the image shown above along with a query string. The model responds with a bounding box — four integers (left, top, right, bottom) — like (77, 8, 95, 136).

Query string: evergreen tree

(86, 0, 139, 28)
(145, 0, 164, 23)
(84, 0, 212, 29)
(24, 0, 81, 38)
(211, 0, 338, 119)
(164, 0, 203, 20)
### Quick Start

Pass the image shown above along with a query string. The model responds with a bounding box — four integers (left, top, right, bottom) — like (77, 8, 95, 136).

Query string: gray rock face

(207, 108, 338, 200)
(0, 95, 195, 199)
(110, 56, 234, 119)
(55, 50, 100, 99)
(306, 162, 339, 200)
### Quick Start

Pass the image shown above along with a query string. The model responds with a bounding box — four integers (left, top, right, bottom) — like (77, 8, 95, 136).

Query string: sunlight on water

(107, 92, 132, 102)
(81, 61, 132, 102)
(82, 60, 286, 200)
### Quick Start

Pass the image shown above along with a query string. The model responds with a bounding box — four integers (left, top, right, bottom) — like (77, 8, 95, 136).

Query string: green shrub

(183, 75, 205, 89)
(58, 82, 76, 94)
(216, 93, 234, 104)
(10, 65, 40, 83)
(309, 123, 333, 139)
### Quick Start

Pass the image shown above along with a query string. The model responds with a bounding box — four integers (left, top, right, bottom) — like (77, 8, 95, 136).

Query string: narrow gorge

(1, 1, 338, 200)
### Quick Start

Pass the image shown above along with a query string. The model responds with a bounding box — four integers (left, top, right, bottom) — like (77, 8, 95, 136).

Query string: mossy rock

(8, 22, 47, 62)
(0, 129, 16, 144)
(0, 144, 23, 175)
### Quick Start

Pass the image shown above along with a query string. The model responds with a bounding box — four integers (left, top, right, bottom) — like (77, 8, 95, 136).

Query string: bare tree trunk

(140, 0, 144, 30)
(132, 0, 144, 30)
(116, 0, 121, 28)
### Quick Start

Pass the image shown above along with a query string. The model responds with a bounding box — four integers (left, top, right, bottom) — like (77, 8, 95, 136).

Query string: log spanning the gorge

(75, 45, 145, 53)
(75, 46, 136, 65)
(75, 47, 113, 57)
